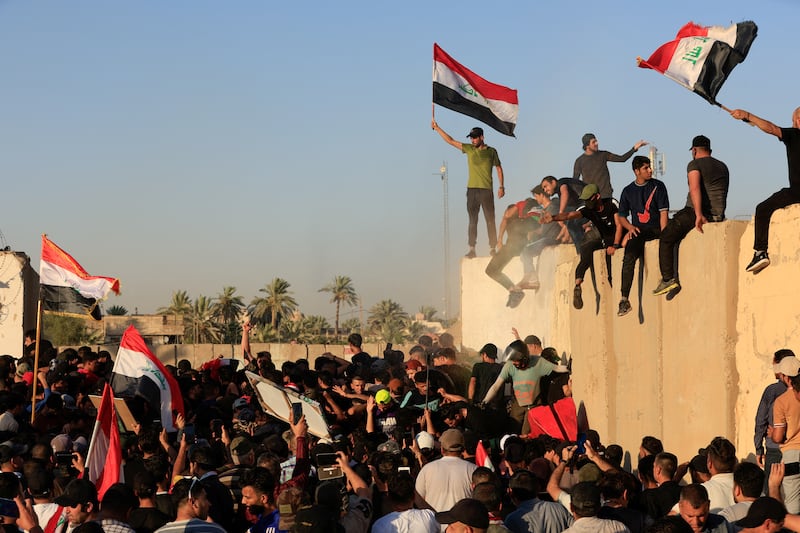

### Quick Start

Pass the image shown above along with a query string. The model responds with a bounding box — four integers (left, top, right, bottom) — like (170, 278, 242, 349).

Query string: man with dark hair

(469, 344, 502, 409)
(573, 133, 649, 200)
(96, 483, 138, 533)
(677, 484, 729, 533)
(562, 481, 628, 532)
(434, 348, 471, 398)
(597, 471, 648, 533)
(348, 333, 372, 368)
(769, 360, 800, 513)
(634, 452, 681, 520)
(54, 478, 99, 531)
(730, 106, 800, 274)
(640, 436, 664, 458)
(504, 470, 572, 533)
(472, 481, 508, 532)
(719, 462, 765, 523)
(541, 175, 588, 252)
(485, 186, 547, 307)
(755, 350, 796, 493)
(129, 471, 171, 533)
(735, 496, 787, 532)
(653, 135, 729, 296)
(700, 437, 737, 513)
(614, 155, 670, 316)
(543, 183, 620, 309)
(372, 471, 437, 532)
(156, 478, 226, 533)
(432, 120, 505, 258)
(240, 467, 278, 533)
(188, 446, 234, 530)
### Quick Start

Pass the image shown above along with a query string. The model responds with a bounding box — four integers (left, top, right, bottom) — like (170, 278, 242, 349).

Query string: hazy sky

(1, 1, 797, 323)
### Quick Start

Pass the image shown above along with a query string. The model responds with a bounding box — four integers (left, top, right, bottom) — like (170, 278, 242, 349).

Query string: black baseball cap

(467, 127, 484, 138)
(735, 496, 786, 528)
(436, 498, 489, 529)
(690, 135, 711, 149)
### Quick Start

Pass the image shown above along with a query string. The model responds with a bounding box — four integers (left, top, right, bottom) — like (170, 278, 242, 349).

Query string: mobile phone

(316, 452, 343, 480)
(0, 497, 18, 518)
(575, 433, 587, 456)
(178, 424, 195, 443)
(291, 402, 303, 425)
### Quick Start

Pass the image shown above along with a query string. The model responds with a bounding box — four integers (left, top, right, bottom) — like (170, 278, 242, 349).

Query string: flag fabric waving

(110, 325, 184, 431)
(475, 440, 494, 471)
(637, 21, 757, 105)
(40, 235, 120, 320)
(85, 383, 123, 500)
(433, 43, 518, 136)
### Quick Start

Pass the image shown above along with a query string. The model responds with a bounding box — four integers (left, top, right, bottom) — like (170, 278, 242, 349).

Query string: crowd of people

(0, 328, 797, 532)
(433, 106, 800, 316)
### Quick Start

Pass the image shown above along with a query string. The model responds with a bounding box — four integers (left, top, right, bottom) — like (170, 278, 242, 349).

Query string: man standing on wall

(573, 133, 648, 199)
(432, 120, 505, 258)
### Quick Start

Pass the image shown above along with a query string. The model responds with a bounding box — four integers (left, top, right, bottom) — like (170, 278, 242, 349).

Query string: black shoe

(507, 290, 525, 308)
(465, 249, 477, 259)
(746, 251, 770, 274)
(573, 285, 583, 309)
(617, 299, 632, 317)
(653, 278, 680, 296)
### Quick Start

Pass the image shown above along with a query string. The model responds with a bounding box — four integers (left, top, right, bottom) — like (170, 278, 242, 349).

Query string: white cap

(777, 356, 800, 377)
(415, 431, 435, 450)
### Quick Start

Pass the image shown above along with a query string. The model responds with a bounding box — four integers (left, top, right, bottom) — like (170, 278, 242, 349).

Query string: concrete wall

(461, 205, 800, 463)
(0, 252, 39, 357)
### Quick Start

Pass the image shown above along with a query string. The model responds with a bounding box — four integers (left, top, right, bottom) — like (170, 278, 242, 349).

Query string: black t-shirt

(781, 127, 800, 189)
(577, 198, 619, 244)
(129, 507, 171, 533)
(557, 178, 587, 207)
(471, 362, 503, 407)
(684, 156, 729, 218)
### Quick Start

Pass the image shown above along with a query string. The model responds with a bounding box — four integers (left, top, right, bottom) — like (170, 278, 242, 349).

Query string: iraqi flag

(110, 325, 184, 431)
(433, 43, 518, 137)
(475, 440, 494, 471)
(85, 383, 123, 500)
(637, 21, 757, 105)
(527, 398, 578, 441)
(40, 235, 120, 320)
(200, 356, 240, 381)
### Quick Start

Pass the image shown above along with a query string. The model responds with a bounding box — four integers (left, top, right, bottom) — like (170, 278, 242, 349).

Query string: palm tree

(304, 315, 331, 343)
(211, 286, 245, 344)
(187, 295, 221, 344)
(319, 275, 358, 340)
(368, 299, 408, 342)
(250, 278, 298, 329)
(418, 305, 439, 322)
(106, 305, 128, 316)
(157, 290, 193, 341)
(341, 317, 361, 335)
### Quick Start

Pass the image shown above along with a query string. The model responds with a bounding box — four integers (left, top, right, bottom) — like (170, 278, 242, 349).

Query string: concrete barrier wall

(461, 205, 800, 462)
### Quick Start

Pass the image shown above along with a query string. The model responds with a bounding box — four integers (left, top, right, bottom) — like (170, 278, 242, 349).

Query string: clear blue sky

(1, 1, 797, 323)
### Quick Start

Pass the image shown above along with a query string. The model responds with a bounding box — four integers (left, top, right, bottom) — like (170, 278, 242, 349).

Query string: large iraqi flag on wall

(39, 235, 120, 320)
(433, 43, 518, 136)
(637, 21, 757, 105)
(110, 325, 184, 431)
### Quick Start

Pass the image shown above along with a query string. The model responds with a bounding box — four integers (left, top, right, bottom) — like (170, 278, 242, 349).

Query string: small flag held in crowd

(637, 21, 757, 105)
(39, 234, 120, 320)
(110, 325, 185, 431)
(433, 43, 518, 137)
(85, 383, 123, 499)
(475, 440, 494, 471)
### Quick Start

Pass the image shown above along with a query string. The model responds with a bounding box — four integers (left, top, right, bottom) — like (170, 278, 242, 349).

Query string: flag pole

(30, 298, 43, 423)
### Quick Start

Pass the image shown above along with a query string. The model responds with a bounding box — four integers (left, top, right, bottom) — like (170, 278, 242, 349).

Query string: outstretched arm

(431, 119, 464, 149)
(730, 109, 782, 139)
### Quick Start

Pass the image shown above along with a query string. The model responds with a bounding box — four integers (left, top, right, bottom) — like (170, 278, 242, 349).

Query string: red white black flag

(433, 43, 518, 137)
(638, 21, 757, 105)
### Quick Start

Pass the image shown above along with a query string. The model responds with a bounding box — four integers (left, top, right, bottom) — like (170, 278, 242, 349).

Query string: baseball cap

(691, 135, 711, 150)
(230, 436, 253, 456)
(436, 498, 489, 529)
(375, 389, 392, 405)
(579, 183, 600, 200)
(377, 439, 401, 455)
(581, 133, 596, 149)
(233, 397, 249, 410)
(777, 356, 800, 377)
(54, 478, 98, 507)
(415, 431, 435, 451)
(735, 496, 786, 528)
(467, 127, 484, 138)
(440, 428, 465, 452)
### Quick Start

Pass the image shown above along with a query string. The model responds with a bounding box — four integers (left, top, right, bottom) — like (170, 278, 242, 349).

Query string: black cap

(467, 127, 484, 138)
(735, 496, 786, 527)
(691, 135, 711, 150)
(54, 478, 98, 507)
(436, 498, 489, 529)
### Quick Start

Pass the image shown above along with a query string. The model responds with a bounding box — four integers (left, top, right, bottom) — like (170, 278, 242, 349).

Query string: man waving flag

(637, 21, 757, 106)
(433, 43, 518, 136)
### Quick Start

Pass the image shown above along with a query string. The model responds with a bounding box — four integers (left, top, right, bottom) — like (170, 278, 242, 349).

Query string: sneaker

(506, 290, 525, 308)
(745, 251, 770, 274)
(465, 249, 477, 259)
(617, 299, 632, 317)
(653, 278, 680, 296)
(573, 285, 583, 309)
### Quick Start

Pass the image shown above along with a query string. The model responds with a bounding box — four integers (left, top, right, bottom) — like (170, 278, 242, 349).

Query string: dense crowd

(0, 329, 795, 533)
